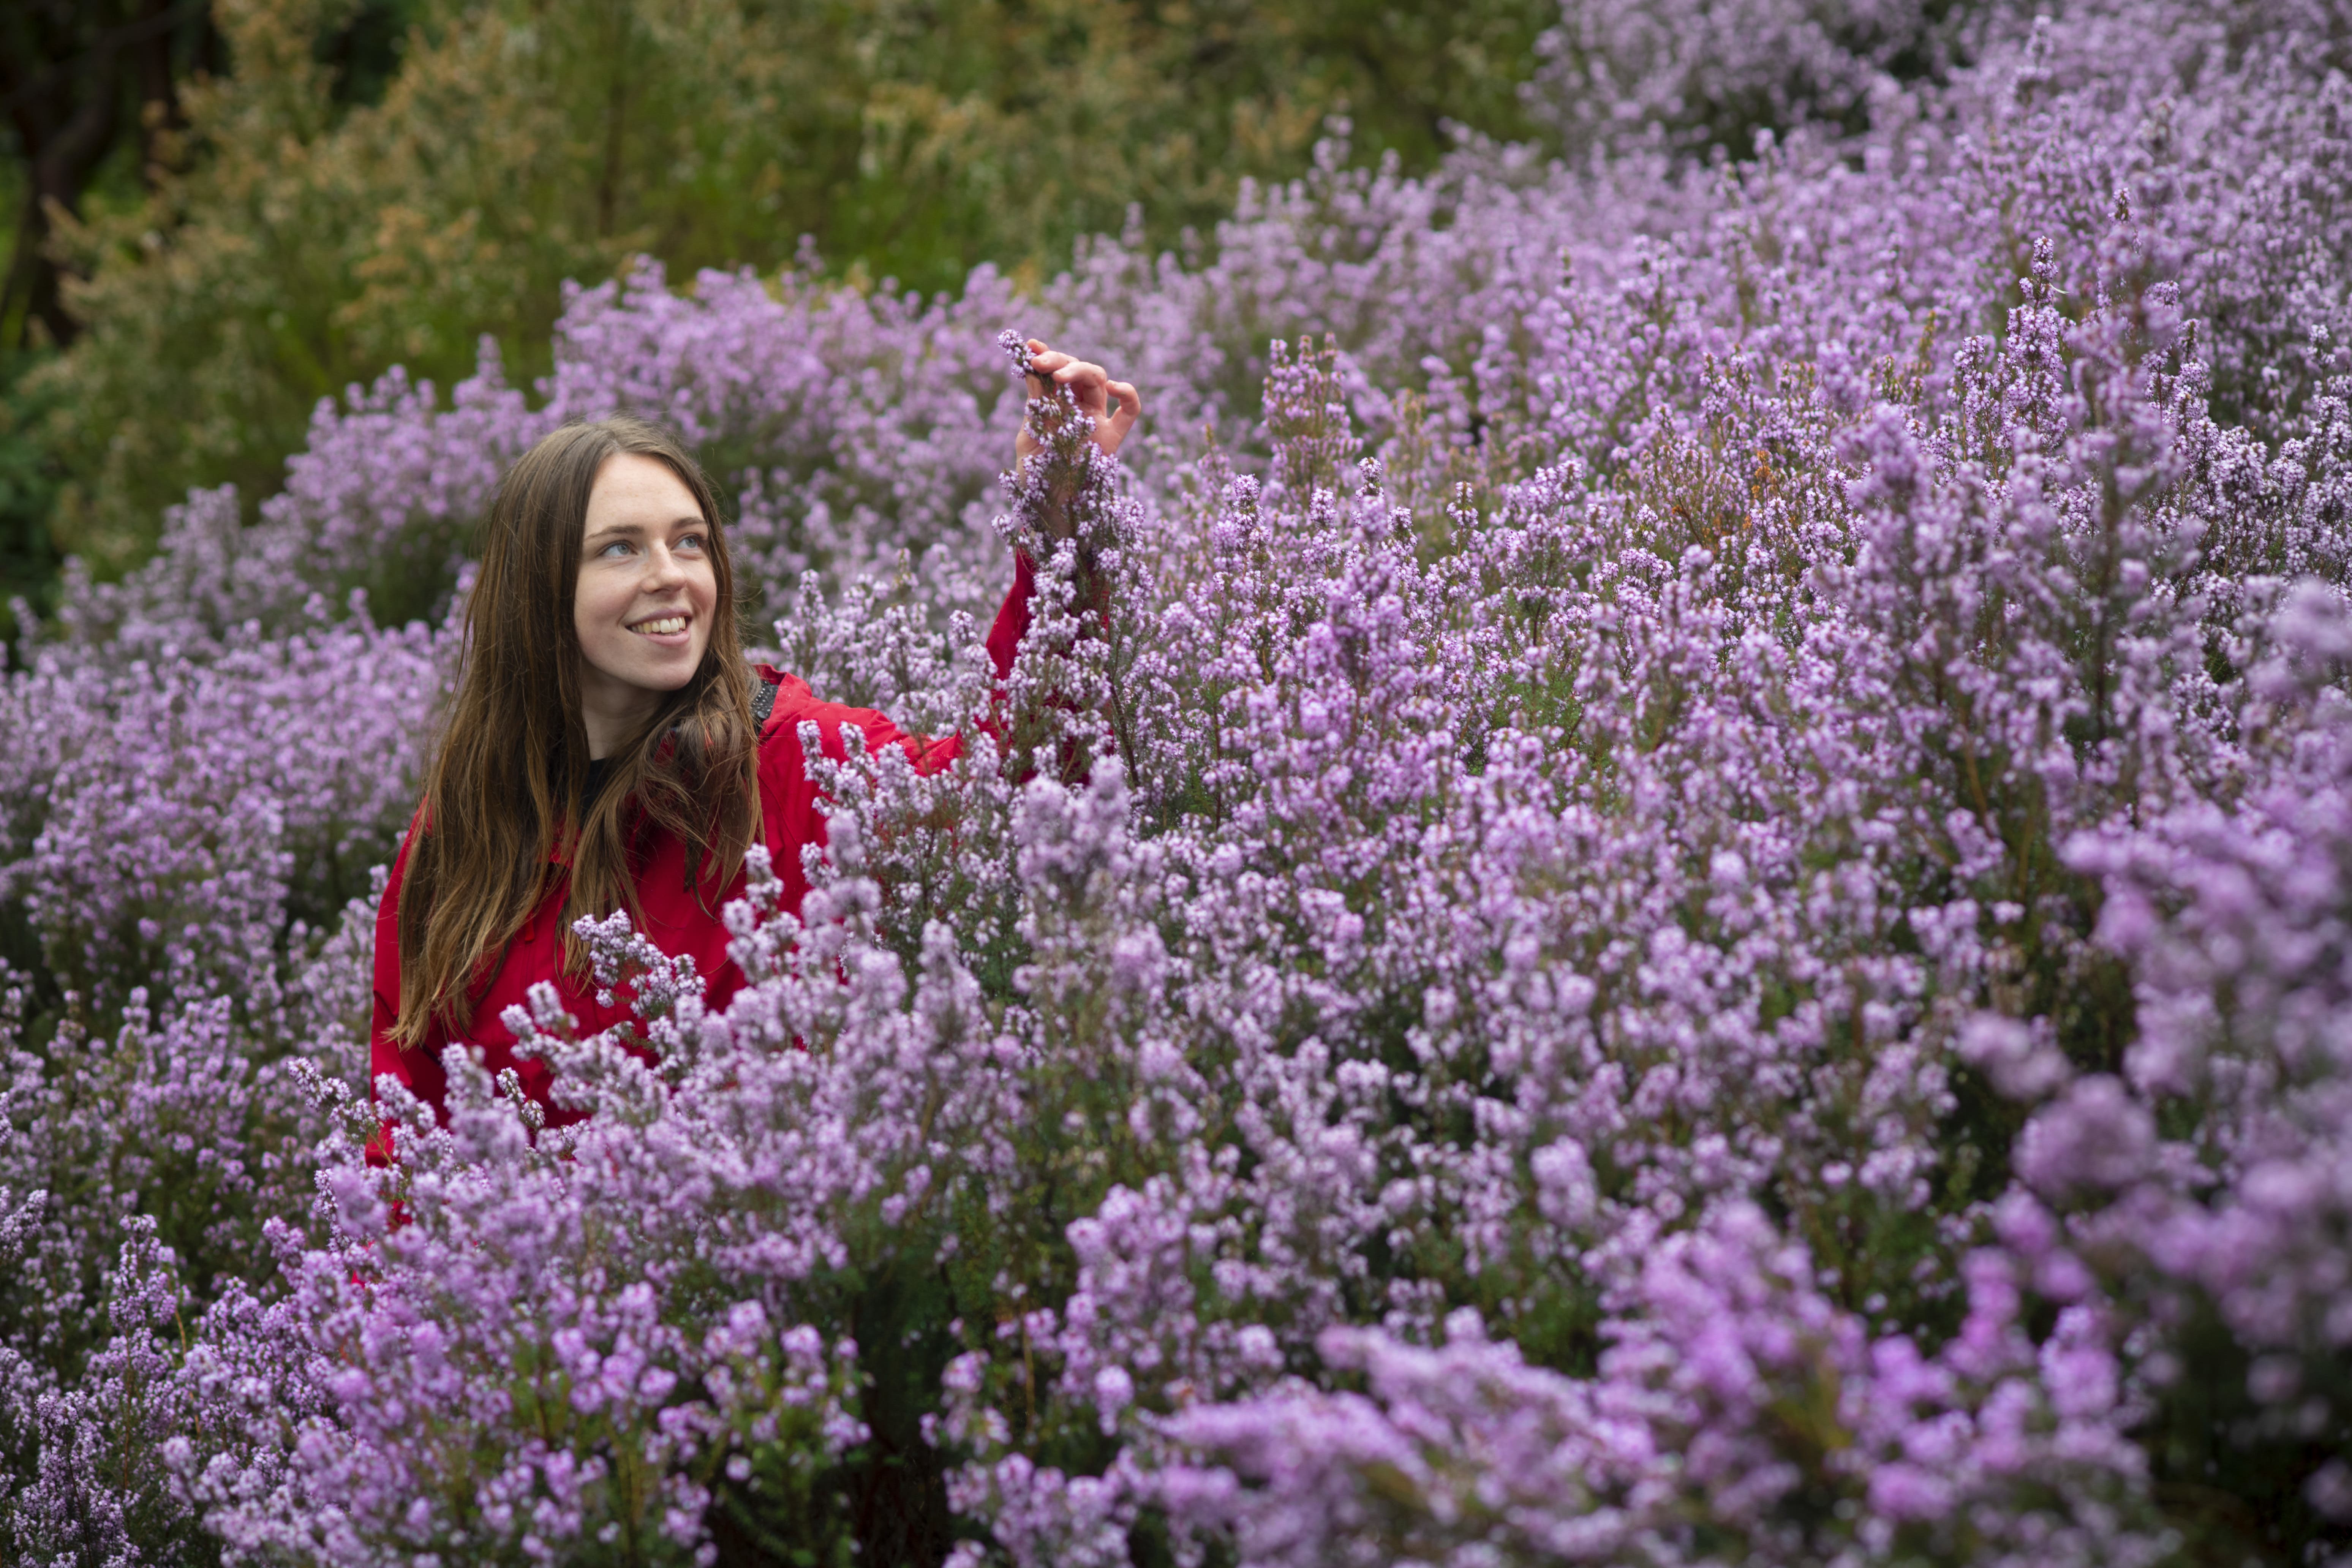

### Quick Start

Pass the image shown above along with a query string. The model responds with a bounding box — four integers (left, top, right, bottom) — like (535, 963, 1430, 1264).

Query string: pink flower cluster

(4, 0, 2351, 1562)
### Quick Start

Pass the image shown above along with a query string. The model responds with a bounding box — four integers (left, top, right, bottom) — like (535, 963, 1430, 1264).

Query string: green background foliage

(0, 0, 1555, 607)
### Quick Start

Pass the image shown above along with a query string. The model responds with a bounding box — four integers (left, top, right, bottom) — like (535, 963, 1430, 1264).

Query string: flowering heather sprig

(997, 327, 1119, 554)
(991, 326, 1146, 785)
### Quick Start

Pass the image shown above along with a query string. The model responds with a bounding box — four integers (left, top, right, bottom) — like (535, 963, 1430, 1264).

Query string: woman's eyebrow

(585, 514, 703, 547)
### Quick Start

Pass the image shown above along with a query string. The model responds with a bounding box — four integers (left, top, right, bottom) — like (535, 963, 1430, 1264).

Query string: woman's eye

(679, 533, 707, 553)
(601, 541, 634, 558)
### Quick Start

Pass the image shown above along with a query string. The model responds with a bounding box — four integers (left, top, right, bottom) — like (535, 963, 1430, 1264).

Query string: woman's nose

(641, 541, 687, 587)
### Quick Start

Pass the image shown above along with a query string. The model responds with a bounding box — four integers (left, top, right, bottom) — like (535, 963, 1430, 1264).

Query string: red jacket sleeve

(985, 550, 1036, 685)
(368, 818, 444, 1165)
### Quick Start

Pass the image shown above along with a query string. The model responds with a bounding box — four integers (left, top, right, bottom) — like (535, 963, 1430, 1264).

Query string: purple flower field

(6, 1, 2352, 1562)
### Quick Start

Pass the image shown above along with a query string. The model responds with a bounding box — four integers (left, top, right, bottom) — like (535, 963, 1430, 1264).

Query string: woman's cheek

(694, 565, 719, 656)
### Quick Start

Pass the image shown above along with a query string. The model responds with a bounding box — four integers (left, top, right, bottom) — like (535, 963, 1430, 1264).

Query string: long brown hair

(392, 416, 760, 1046)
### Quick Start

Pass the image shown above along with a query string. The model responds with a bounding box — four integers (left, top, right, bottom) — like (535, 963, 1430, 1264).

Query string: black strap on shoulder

(750, 671, 781, 731)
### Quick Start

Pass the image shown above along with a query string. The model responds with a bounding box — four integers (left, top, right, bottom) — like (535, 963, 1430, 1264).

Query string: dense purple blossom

(5, 0, 2352, 1562)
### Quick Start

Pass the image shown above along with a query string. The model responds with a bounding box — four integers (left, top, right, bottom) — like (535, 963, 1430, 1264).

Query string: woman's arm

(751, 341, 1140, 907)
(762, 337, 1136, 762)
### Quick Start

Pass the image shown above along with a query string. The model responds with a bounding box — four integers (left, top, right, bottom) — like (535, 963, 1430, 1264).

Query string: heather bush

(5, 0, 2352, 1563)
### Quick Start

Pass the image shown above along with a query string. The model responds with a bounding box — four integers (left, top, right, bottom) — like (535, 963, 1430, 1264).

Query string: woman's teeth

(631, 615, 688, 635)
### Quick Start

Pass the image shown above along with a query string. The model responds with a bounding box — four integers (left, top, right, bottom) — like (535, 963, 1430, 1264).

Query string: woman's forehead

(585, 452, 702, 531)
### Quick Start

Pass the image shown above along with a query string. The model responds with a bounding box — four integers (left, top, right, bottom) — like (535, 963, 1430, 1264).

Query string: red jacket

(369, 554, 1034, 1151)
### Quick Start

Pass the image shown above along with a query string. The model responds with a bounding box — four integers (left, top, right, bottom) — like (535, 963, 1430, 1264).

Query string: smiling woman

(370, 346, 1141, 1146)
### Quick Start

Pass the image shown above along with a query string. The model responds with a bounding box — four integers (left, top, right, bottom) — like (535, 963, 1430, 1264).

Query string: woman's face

(574, 452, 718, 736)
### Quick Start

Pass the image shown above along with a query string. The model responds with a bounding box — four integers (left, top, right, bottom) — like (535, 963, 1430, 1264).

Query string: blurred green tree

(1, 0, 232, 623)
(1, 0, 423, 621)
(19, 0, 1552, 580)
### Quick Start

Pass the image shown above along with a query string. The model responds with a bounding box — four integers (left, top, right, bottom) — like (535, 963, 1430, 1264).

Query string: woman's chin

(640, 655, 704, 692)
(594, 649, 705, 696)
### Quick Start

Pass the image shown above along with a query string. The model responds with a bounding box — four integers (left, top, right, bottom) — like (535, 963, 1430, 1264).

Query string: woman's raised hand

(1016, 339, 1142, 462)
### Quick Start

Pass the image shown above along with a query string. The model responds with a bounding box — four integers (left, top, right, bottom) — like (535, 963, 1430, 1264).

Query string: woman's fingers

(1057, 361, 1114, 417)
(1026, 339, 1105, 409)
(1101, 379, 1143, 452)
(1024, 338, 1067, 398)
(1023, 340, 1142, 453)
